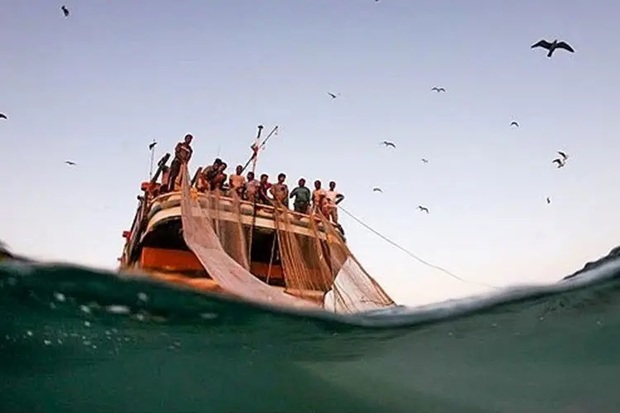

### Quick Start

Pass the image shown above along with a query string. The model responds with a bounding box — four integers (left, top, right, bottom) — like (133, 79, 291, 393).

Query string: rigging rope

(337, 205, 499, 290)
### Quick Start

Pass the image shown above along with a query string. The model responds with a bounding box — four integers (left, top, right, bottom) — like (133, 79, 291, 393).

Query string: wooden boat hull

(120, 191, 339, 305)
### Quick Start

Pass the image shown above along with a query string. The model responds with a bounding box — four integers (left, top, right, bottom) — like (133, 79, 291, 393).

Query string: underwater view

(2, 248, 620, 413)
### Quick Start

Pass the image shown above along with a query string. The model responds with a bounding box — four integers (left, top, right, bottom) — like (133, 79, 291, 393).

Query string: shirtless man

(166, 134, 193, 192)
(258, 174, 272, 205)
(325, 180, 345, 223)
(311, 180, 326, 213)
(198, 158, 222, 192)
(210, 162, 228, 191)
(289, 178, 311, 213)
(269, 173, 289, 207)
(244, 172, 260, 202)
(228, 164, 246, 197)
(202, 158, 222, 187)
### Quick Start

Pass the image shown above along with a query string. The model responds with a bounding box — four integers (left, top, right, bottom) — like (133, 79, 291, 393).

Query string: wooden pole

(241, 125, 279, 174)
(148, 140, 157, 180)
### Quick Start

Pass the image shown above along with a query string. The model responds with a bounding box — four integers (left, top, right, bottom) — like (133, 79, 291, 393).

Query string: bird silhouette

(431, 87, 446, 92)
(557, 151, 568, 161)
(510, 121, 519, 127)
(148, 140, 157, 151)
(0, 113, 7, 120)
(531, 39, 574, 57)
(552, 158, 565, 168)
(65, 160, 77, 166)
(546, 197, 551, 204)
(418, 205, 429, 213)
(380, 141, 396, 148)
(61, 5, 69, 17)
(327, 92, 339, 99)
(421, 158, 429, 163)
(372, 187, 383, 193)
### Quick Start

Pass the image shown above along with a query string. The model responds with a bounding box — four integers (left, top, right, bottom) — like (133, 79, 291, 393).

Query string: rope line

(337, 205, 499, 290)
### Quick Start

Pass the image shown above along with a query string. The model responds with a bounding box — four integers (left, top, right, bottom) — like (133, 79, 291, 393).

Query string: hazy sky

(2, 1, 620, 305)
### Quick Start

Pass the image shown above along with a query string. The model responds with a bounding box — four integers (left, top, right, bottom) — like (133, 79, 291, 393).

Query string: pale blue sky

(2, 1, 620, 305)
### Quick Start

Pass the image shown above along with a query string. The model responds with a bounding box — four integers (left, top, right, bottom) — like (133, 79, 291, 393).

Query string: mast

(249, 125, 263, 175)
(241, 125, 279, 174)
(246, 125, 263, 262)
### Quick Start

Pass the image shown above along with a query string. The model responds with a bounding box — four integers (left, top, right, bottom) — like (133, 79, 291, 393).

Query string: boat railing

(150, 189, 332, 228)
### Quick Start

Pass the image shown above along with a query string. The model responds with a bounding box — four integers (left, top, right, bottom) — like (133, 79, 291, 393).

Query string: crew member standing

(290, 178, 311, 213)
(166, 134, 193, 192)
(325, 181, 345, 223)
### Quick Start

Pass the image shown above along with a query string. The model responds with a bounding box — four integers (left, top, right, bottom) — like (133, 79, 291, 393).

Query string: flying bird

(372, 187, 383, 193)
(61, 5, 69, 17)
(327, 92, 339, 99)
(148, 140, 157, 150)
(546, 197, 551, 204)
(431, 87, 446, 92)
(418, 205, 429, 213)
(380, 140, 396, 148)
(0, 113, 6, 120)
(557, 151, 568, 161)
(65, 160, 77, 166)
(552, 158, 565, 168)
(531, 39, 575, 57)
(510, 121, 519, 127)
(421, 158, 429, 163)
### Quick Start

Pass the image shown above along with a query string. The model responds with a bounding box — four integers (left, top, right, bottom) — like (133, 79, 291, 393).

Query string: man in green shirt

(289, 178, 311, 213)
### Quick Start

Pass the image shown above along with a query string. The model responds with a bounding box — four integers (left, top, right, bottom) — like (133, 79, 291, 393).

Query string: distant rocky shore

(563, 245, 620, 280)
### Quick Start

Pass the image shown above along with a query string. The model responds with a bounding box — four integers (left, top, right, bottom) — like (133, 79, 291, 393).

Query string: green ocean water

(1, 258, 620, 413)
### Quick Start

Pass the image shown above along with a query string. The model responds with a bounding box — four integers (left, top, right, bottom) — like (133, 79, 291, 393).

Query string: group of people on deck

(160, 134, 345, 224)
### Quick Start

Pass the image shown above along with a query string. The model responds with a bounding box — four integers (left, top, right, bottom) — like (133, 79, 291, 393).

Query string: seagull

(0, 113, 6, 120)
(546, 197, 551, 204)
(380, 141, 396, 148)
(557, 151, 568, 162)
(148, 140, 157, 151)
(510, 121, 519, 127)
(421, 158, 429, 163)
(372, 187, 383, 193)
(61, 5, 69, 17)
(65, 160, 77, 166)
(418, 205, 429, 213)
(531, 39, 575, 57)
(552, 158, 565, 168)
(431, 87, 446, 92)
(327, 92, 339, 99)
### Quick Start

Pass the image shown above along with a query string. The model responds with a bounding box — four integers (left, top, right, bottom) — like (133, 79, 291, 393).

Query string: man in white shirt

(312, 180, 327, 213)
(325, 180, 345, 224)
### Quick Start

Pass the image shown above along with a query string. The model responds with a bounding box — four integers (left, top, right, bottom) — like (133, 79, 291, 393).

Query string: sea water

(1, 255, 620, 413)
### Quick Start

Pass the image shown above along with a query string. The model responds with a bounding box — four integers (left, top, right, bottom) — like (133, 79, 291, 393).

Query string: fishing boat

(119, 127, 395, 314)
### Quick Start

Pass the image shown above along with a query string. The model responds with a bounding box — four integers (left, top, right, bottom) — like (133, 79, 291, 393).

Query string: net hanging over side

(179, 163, 394, 314)
(273, 208, 335, 297)
(312, 211, 396, 313)
(179, 165, 316, 310)
(211, 190, 251, 271)
(273, 205, 395, 314)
